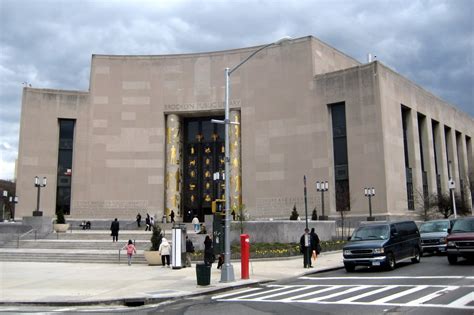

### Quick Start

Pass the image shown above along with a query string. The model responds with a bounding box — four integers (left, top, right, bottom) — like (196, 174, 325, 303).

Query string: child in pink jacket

(123, 239, 137, 266)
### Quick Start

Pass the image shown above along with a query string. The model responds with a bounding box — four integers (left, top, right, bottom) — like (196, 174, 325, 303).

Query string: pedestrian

(145, 213, 151, 231)
(299, 228, 313, 268)
(150, 216, 155, 227)
(192, 215, 200, 232)
(159, 237, 171, 267)
(110, 218, 120, 242)
(136, 213, 142, 228)
(310, 227, 321, 264)
(185, 236, 194, 267)
(122, 239, 137, 266)
(170, 210, 175, 223)
(204, 235, 214, 265)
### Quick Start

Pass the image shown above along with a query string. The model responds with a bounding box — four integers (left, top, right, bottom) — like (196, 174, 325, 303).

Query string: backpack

(126, 244, 135, 255)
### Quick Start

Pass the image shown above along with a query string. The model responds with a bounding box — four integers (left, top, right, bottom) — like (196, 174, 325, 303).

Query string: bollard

(240, 234, 250, 279)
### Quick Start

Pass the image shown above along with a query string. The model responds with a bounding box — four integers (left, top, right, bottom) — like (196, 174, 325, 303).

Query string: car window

(420, 221, 449, 233)
(451, 219, 474, 233)
(351, 225, 389, 241)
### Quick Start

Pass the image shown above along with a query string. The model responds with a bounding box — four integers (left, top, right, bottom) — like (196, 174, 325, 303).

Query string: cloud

(0, 0, 473, 179)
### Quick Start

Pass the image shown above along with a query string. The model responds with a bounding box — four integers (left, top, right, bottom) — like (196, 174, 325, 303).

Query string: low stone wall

(228, 220, 336, 244)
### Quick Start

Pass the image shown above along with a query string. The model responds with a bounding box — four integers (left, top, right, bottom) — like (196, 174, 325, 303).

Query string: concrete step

(16, 239, 152, 250)
(0, 252, 148, 264)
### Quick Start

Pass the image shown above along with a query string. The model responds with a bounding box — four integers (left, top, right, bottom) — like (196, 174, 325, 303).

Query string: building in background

(15, 36, 474, 222)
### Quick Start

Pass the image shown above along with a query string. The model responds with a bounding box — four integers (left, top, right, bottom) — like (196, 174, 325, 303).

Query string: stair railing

(17, 229, 37, 248)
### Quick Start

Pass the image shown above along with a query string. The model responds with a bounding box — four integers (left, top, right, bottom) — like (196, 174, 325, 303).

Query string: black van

(343, 221, 421, 272)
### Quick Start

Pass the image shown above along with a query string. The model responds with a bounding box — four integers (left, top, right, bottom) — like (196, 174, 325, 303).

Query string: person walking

(145, 213, 151, 231)
(170, 210, 175, 223)
(299, 228, 313, 268)
(150, 216, 155, 228)
(192, 215, 200, 232)
(204, 235, 214, 266)
(185, 236, 194, 267)
(122, 239, 137, 266)
(110, 218, 120, 242)
(136, 213, 142, 228)
(159, 237, 171, 267)
(310, 227, 321, 264)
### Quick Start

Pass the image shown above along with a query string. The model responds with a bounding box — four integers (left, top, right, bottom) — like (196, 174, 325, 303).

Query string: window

(56, 119, 75, 215)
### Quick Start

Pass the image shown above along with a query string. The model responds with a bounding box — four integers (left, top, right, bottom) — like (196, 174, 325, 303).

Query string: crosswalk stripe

(212, 287, 261, 300)
(306, 286, 370, 302)
(369, 285, 428, 304)
(337, 285, 397, 303)
(255, 286, 314, 300)
(279, 286, 341, 302)
(299, 276, 466, 280)
(406, 286, 459, 305)
(237, 286, 289, 299)
(447, 292, 474, 308)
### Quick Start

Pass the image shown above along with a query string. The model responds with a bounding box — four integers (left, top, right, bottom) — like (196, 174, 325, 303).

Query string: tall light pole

(364, 187, 375, 221)
(303, 175, 308, 230)
(1, 190, 7, 222)
(212, 36, 292, 282)
(33, 176, 47, 216)
(316, 181, 329, 220)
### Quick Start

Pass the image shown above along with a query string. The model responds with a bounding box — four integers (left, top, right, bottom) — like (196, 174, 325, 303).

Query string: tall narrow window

(432, 120, 441, 197)
(418, 114, 428, 209)
(401, 106, 414, 210)
(330, 102, 350, 211)
(456, 131, 465, 208)
(56, 119, 75, 215)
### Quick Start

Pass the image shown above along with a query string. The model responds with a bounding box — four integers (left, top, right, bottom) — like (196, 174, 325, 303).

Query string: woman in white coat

(159, 238, 171, 267)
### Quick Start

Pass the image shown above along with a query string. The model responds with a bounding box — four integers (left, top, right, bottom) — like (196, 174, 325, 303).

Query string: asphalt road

(2, 254, 473, 314)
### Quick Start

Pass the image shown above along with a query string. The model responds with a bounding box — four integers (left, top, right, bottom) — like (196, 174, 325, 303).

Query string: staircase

(0, 228, 207, 264)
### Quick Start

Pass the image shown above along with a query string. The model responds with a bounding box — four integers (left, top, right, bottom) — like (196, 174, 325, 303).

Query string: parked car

(446, 217, 474, 264)
(343, 221, 421, 272)
(419, 219, 455, 255)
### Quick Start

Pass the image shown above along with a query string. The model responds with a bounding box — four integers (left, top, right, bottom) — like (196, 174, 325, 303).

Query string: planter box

(144, 250, 161, 265)
(53, 223, 70, 233)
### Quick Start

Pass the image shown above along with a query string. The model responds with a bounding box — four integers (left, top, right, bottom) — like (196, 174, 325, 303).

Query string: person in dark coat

(110, 218, 120, 242)
(145, 213, 151, 231)
(170, 210, 175, 223)
(300, 228, 313, 268)
(204, 235, 214, 265)
(185, 236, 194, 267)
(136, 213, 142, 228)
(310, 227, 321, 263)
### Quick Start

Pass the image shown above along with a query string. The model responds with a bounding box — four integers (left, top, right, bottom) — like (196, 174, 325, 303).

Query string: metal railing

(17, 229, 37, 248)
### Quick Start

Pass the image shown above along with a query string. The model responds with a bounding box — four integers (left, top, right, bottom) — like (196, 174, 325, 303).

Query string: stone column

(229, 110, 242, 216)
(165, 114, 181, 222)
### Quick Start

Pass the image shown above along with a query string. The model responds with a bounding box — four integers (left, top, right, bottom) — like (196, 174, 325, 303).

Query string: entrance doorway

(183, 116, 225, 222)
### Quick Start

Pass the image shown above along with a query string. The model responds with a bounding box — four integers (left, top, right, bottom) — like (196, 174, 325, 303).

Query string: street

(3, 254, 471, 314)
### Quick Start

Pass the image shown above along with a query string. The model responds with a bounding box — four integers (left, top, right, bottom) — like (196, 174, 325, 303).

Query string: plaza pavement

(0, 251, 343, 306)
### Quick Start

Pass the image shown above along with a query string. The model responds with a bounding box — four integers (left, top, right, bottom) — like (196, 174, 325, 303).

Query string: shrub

(150, 224, 163, 251)
(56, 208, 66, 224)
(289, 204, 299, 220)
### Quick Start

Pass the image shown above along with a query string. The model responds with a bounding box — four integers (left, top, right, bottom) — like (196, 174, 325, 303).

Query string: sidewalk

(0, 251, 343, 306)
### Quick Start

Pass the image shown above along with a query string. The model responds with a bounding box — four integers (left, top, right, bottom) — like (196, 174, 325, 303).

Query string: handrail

(17, 229, 37, 248)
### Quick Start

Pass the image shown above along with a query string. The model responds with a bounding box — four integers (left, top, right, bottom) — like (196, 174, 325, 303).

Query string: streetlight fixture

(316, 181, 329, 220)
(1, 190, 7, 222)
(303, 175, 309, 230)
(33, 176, 47, 216)
(447, 161, 457, 219)
(364, 187, 376, 221)
(9, 195, 18, 221)
(212, 36, 292, 283)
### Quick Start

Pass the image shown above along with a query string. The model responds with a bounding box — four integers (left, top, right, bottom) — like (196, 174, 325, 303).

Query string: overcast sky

(0, 0, 473, 180)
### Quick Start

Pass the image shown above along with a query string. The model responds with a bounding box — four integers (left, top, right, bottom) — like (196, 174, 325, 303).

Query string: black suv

(343, 221, 421, 272)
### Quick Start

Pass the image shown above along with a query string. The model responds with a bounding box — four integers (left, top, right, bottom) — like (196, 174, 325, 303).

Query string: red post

(240, 234, 250, 279)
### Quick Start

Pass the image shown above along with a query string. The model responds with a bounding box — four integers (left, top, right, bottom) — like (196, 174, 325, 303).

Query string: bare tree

(423, 192, 471, 219)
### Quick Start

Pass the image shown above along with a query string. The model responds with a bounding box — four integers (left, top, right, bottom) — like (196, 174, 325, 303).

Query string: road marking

(279, 286, 341, 302)
(212, 287, 261, 300)
(337, 285, 397, 303)
(306, 286, 370, 302)
(369, 285, 429, 304)
(236, 286, 289, 299)
(406, 286, 459, 305)
(299, 276, 466, 280)
(448, 292, 474, 308)
(255, 286, 314, 300)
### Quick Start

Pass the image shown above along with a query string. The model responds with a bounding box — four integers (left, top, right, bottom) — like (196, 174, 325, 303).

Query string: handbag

(312, 250, 317, 261)
(316, 243, 322, 254)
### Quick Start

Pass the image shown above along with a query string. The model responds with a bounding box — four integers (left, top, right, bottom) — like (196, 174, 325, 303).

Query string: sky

(0, 0, 473, 180)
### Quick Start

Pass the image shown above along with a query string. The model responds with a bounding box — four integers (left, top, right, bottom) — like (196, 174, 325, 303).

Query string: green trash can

(196, 263, 211, 286)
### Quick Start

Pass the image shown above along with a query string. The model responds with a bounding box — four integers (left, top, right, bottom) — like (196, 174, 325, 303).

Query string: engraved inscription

(164, 99, 241, 112)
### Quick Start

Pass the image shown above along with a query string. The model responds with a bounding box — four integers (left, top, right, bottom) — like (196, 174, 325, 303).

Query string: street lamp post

(364, 187, 375, 221)
(1, 190, 7, 222)
(9, 195, 18, 221)
(447, 161, 457, 219)
(212, 36, 292, 282)
(33, 176, 47, 216)
(303, 175, 308, 230)
(316, 181, 329, 220)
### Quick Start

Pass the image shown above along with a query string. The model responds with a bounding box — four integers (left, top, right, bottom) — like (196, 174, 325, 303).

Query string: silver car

(419, 219, 454, 255)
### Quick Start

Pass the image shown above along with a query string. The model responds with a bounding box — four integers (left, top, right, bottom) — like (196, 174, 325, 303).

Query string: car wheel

(385, 253, 396, 271)
(344, 263, 355, 272)
(447, 254, 458, 265)
(411, 248, 421, 263)
(420, 250, 424, 257)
